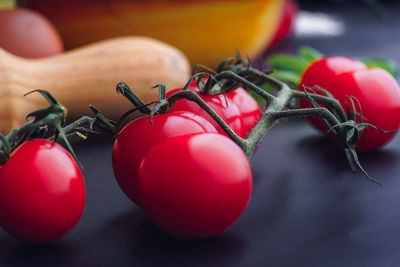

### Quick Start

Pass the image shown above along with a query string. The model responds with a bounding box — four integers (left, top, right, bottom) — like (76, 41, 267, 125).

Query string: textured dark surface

(2, 2, 400, 267)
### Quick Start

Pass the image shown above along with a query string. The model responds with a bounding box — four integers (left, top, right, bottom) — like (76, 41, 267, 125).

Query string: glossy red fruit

(112, 111, 217, 205)
(299, 57, 400, 150)
(167, 80, 261, 138)
(328, 68, 400, 151)
(300, 56, 367, 91)
(0, 139, 85, 243)
(138, 133, 253, 239)
(299, 56, 367, 133)
(167, 87, 244, 137)
(225, 88, 262, 137)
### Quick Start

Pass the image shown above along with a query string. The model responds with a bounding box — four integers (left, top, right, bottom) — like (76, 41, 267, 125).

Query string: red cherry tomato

(167, 87, 243, 137)
(0, 139, 85, 243)
(138, 133, 253, 238)
(299, 57, 400, 150)
(300, 57, 367, 91)
(299, 57, 367, 132)
(167, 81, 261, 138)
(225, 88, 262, 137)
(112, 111, 217, 206)
(328, 69, 400, 150)
(0, 8, 64, 58)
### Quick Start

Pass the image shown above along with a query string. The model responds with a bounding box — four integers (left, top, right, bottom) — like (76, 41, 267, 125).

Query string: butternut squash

(0, 37, 190, 133)
(25, 0, 284, 68)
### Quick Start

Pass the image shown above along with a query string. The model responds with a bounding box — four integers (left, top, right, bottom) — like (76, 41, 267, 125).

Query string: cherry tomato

(112, 111, 217, 206)
(167, 80, 261, 138)
(299, 57, 400, 150)
(299, 57, 367, 133)
(138, 133, 253, 238)
(225, 88, 262, 137)
(300, 57, 367, 91)
(0, 139, 85, 243)
(0, 8, 64, 58)
(328, 69, 400, 150)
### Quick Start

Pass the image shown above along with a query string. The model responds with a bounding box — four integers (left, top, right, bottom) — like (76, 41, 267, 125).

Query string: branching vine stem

(155, 60, 380, 183)
(166, 76, 344, 159)
(0, 91, 114, 165)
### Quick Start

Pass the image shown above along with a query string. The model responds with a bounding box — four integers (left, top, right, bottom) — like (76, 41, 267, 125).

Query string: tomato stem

(107, 55, 382, 183)
(168, 58, 380, 182)
(0, 91, 113, 165)
(166, 90, 248, 151)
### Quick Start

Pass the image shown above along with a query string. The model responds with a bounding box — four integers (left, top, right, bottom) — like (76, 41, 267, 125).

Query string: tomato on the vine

(299, 56, 400, 151)
(299, 57, 367, 133)
(328, 68, 400, 150)
(225, 87, 262, 137)
(138, 133, 253, 238)
(112, 111, 217, 205)
(0, 139, 85, 243)
(167, 80, 261, 138)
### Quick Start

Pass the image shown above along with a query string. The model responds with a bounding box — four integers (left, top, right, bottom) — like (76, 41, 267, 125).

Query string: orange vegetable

(0, 37, 190, 133)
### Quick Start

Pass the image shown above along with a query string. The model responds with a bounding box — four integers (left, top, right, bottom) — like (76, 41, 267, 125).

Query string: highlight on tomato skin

(300, 56, 367, 91)
(167, 80, 262, 138)
(138, 133, 253, 239)
(112, 111, 218, 206)
(0, 139, 85, 243)
(167, 87, 244, 138)
(328, 68, 400, 151)
(225, 88, 262, 137)
(298, 56, 400, 151)
(299, 56, 368, 133)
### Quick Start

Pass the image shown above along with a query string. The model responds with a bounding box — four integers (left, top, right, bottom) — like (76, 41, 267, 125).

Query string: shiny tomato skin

(300, 56, 367, 91)
(112, 111, 217, 206)
(167, 87, 244, 138)
(328, 68, 400, 151)
(0, 139, 85, 243)
(0, 8, 63, 58)
(138, 133, 252, 239)
(299, 57, 368, 134)
(225, 88, 262, 137)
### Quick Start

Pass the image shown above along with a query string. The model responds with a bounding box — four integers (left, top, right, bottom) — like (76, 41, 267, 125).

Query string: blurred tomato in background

(0, 7, 63, 58)
(269, 0, 298, 48)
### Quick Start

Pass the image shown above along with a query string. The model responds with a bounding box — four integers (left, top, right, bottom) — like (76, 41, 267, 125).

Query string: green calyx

(0, 90, 116, 166)
(0, 90, 80, 164)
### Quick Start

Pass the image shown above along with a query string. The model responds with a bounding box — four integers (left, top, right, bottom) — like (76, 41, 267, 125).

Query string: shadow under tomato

(5, 242, 78, 266)
(96, 209, 248, 265)
(296, 134, 399, 173)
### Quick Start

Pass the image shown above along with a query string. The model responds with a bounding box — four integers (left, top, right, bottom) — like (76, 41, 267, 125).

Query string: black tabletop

(2, 2, 400, 267)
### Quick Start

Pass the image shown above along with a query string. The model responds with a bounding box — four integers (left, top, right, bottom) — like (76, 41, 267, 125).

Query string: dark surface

(2, 2, 400, 267)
